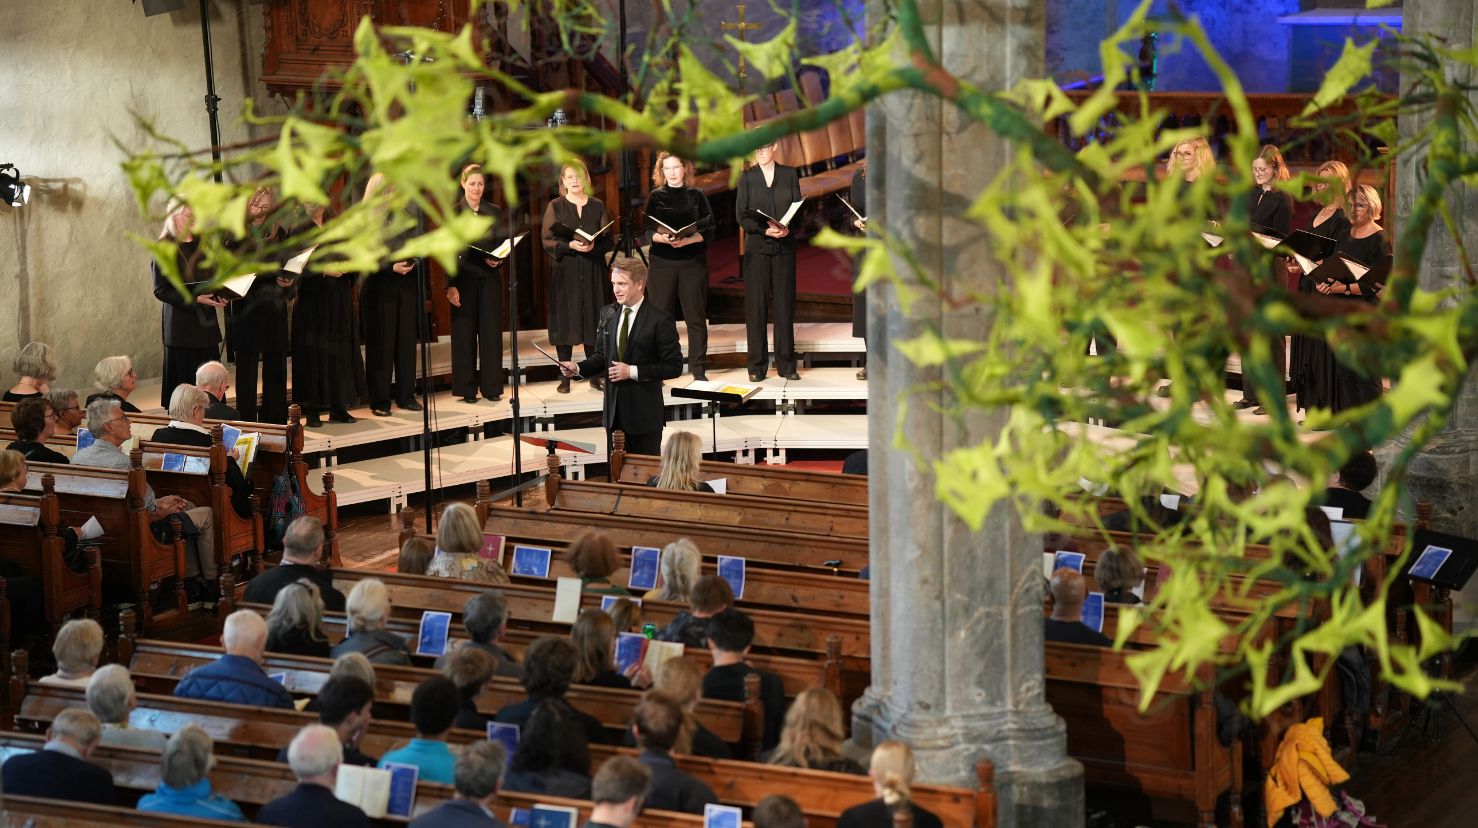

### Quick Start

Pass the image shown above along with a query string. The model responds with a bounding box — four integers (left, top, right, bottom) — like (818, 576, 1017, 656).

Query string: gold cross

(721, 3, 762, 91)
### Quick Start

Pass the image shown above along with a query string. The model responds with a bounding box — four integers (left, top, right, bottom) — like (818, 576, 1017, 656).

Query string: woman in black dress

(849, 164, 867, 380)
(291, 203, 365, 427)
(542, 160, 613, 393)
(1307, 184, 1389, 414)
(449, 163, 505, 404)
(643, 152, 714, 380)
(736, 142, 803, 382)
(153, 199, 226, 408)
(1289, 162, 1353, 413)
(1233, 144, 1295, 413)
(361, 173, 422, 417)
(231, 187, 296, 423)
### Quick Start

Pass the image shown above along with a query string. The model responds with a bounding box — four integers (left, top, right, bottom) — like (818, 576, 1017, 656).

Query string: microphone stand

(507, 202, 526, 506)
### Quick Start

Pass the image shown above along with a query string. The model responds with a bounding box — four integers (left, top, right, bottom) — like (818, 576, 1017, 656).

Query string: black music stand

(671, 385, 754, 460)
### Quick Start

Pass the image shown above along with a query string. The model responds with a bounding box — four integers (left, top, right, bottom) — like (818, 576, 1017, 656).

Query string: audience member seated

(136, 723, 247, 822)
(150, 384, 252, 516)
(573, 609, 636, 689)
(1096, 546, 1145, 606)
(443, 646, 497, 731)
(5, 341, 57, 402)
(85, 355, 142, 413)
(195, 360, 241, 420)
(435, 590, 523, 678)
(1324, 450, 1377, 520)
(243, 514, 346, 611)
(266, 578, 332, 657)
(408, 741, 511, 828)
(564, 529, 631, 597)
(500, 698, 594, 800)
(0, 454, 91, 638)
(87, 664, 167, 750)
(753, 795, 807, 828)
(398, 535, 434, 576)
(74, 398, 219, 607)
(764, 687, 865, 774)
(607, 596, 644, 633)
(280, 673, 378, 767)
(174, 609, 295, 708)
(331, 578, 412, 665)
(841, 449, 868, 476)
(1044, 568, 1111, 646)
(631, 692, 718, 814)
(644, 656, 729, 759)
(644, 538, 700, 603)
(1, 708, 116, 805)
(39, 618, 104, 688)
(379, 675, 461, 784)
(494, 635, 606, 744)
(646, 431, 714, 492)
(257, 724, 370, 828)
(701, 607, 787, 750)
(656, 573, 734, 648)
(46, 388, 84, 435)
(1102, 493, 1183, 534)
(579, 755, 651, 828)
(426, 502, 511, 583)
(6, 397, 69, 463)
(837, 741, 943, 828)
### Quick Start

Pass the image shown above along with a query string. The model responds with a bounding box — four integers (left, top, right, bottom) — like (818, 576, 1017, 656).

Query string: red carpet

(783, 459, 846, 473)
(707, 236, 854, 296)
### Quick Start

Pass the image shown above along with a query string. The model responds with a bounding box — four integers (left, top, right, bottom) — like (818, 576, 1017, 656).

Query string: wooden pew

(610, 449, 868, 506)
(0, 474, 102, 642)
(544, 470, 869, 541)
(24, 456, 190, 631)
(138, 432, 265, 580)
(4, 794, 249, 827)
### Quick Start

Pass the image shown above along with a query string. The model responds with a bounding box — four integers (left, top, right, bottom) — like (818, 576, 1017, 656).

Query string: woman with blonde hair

(837, 740, 943, 827)
(570, 609, 632, 689)
(426, 502, 510, 583)
(1306, 183, 1390, 413)
(448, 163, 507, 404)
(1168, 136, 1215, 183)
(643, 150, 716, 380)
(331, 578, 412, 665)
(765, 687, 864, 774)
(40, 618, 105, 688)
(153, 197, 226, 408)
(1290, 160, 1354, 411)
(361, 172, 420, 418)
(85, 355, 142, 414)
(542, 159, 613, 394)
(650, 656, 729, 758)
(266, 579, 331, 657)
(1096, 546, 1145, 605)
(648, 431, 713, 492)
(6, 341, 58, 402)
(230, 185, 297, 423)
(645, 538, 702, 603)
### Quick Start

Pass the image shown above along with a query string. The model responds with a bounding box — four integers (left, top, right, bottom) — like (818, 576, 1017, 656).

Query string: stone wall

(0, 0, 263, 391)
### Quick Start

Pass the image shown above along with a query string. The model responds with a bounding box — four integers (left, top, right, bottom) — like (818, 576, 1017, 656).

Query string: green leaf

(895, 331, 988, 367)
(1384, 353, 1450, 424)
(1302, 39, 1376, 115)
(726, 17, 797, 83)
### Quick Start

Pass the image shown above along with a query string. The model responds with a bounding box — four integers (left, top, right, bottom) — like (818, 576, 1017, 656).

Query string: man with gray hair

(136, 724, 246, 820)
(152, 383, 254, 517)
(1, 707, 116, 805)
(45, 387, 84, 434)
(407, 741, 509, 827)
(73, 396, 219, 608)
(87, 664, 166, 750)
(243, 514, 345, 611)
(195, 360, 241, 419)
(174, 610, 294, 709)
(257, 724, 370, 827)
(434, 590, 522, 679)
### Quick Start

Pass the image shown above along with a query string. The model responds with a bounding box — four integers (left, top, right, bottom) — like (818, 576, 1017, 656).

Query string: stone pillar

(851, 1, 1084, 824)
(1389, 0, 1478, 633)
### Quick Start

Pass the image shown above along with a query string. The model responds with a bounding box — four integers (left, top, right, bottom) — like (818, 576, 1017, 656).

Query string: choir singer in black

(644, 151, 715, 381)
(558, 258, 683, 457)
(153, 199, 225, 408)
(449, 163, 506, 404)
(361, 173, 423, 418)
(542, 160, 613, 394)
(735, 142, 803, 382)
(1233, 144, 1295, 414)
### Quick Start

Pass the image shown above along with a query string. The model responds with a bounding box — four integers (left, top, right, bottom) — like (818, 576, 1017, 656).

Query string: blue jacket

(409, 799, 510, 828)
(380, 738, 458, 784)
(173, 653, 294, 709)
(137, 778, 247, 822)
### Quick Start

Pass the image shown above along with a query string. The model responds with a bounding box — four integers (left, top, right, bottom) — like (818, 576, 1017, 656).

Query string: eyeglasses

(58, 405, 80, 412)
(106, 415, 130, 426)
(1172, 150, 1195, 159)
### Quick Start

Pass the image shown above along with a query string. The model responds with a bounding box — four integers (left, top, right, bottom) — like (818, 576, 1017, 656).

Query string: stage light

(0, 165, 30, 208)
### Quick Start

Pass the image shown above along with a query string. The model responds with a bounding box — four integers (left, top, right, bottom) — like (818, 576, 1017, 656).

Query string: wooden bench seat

(4, 794, 249, 827)
(138, 434, 265, 577)
(610, 450, 868, 506)
(0, 475, 102, 641)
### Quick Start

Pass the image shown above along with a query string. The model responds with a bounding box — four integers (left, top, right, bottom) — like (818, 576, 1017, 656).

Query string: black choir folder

(549, 219, 614, 243)
(647, 215, 700, 240)
(1309, 252, 1393, 285)
(743, 200, 805, 228)
(1403, 529, 1478, 591)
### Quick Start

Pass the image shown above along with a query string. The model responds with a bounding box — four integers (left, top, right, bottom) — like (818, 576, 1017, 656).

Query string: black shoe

(557, 378, 572, 394)
(748, 371, 765, 383)
(184, 578, 206, 610)
(1156, 383, 1172, 398)
(370, 406, 391, 417)
(856, 367, 867, 380)
(692, 370, 708, 382)
(331, 407, 358, 423)
(1252, 406, 1268, 416)
(305, 410, 324, 428)
(784, 370, 801, 381)
(1232, 399, 1257, 410)
(398, 398, 423, 412)
(460, 395, 478, 404)
(591, 377, 604, 391)
(486, 394, 503, 403)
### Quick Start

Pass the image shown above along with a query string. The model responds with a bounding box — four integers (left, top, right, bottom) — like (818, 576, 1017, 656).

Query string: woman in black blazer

(735, 141, 803, 382)
(153, 199, 226, 408)
(1233, 144, 1296, 413)
(837, 741, 943, 828)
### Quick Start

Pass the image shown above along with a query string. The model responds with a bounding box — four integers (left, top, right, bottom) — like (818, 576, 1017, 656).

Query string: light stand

(506, 200, 527, 506)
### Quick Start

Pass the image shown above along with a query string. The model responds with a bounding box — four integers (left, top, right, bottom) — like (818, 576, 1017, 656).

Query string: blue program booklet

(705, 803, 744, 828)
(75, 427, 95, 451)
(1053, 551, 1086, 573)
(628, 545, 660, 591)
(1410, 545, 1452, 581)
(220, 423, 241, 450)
(508, 808, 532, 827)
(161, 452, 186, 472)
(601, 594, 640, 613)
(529, 804, 579, 828)
(383, 761, 419, 818)
(511, 545, 553, 578)
(1081, 591, 1105, 634)
(717, 555, 747, 599)
(268, 672, 287, 686)
(487, 722, 520, 760)
(615, 631, 647, 674)
(416, 611, 452, 656)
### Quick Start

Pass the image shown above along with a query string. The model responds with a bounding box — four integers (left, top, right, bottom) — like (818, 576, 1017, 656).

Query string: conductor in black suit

(560, 257, 683, 457)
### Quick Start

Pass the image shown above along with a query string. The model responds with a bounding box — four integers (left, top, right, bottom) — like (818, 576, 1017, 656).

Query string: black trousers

(620, 428, 662, 457)
(1239, 335, 1287, 405)
(556, 343, 593, 362)
(450, 277, 504, 399)
(236, 345, 288, 423)
(162, 345, 219, 408)
(362, 279, 418, 407)
(650, 256, 708, 373)
(743, 250, 797, 375)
